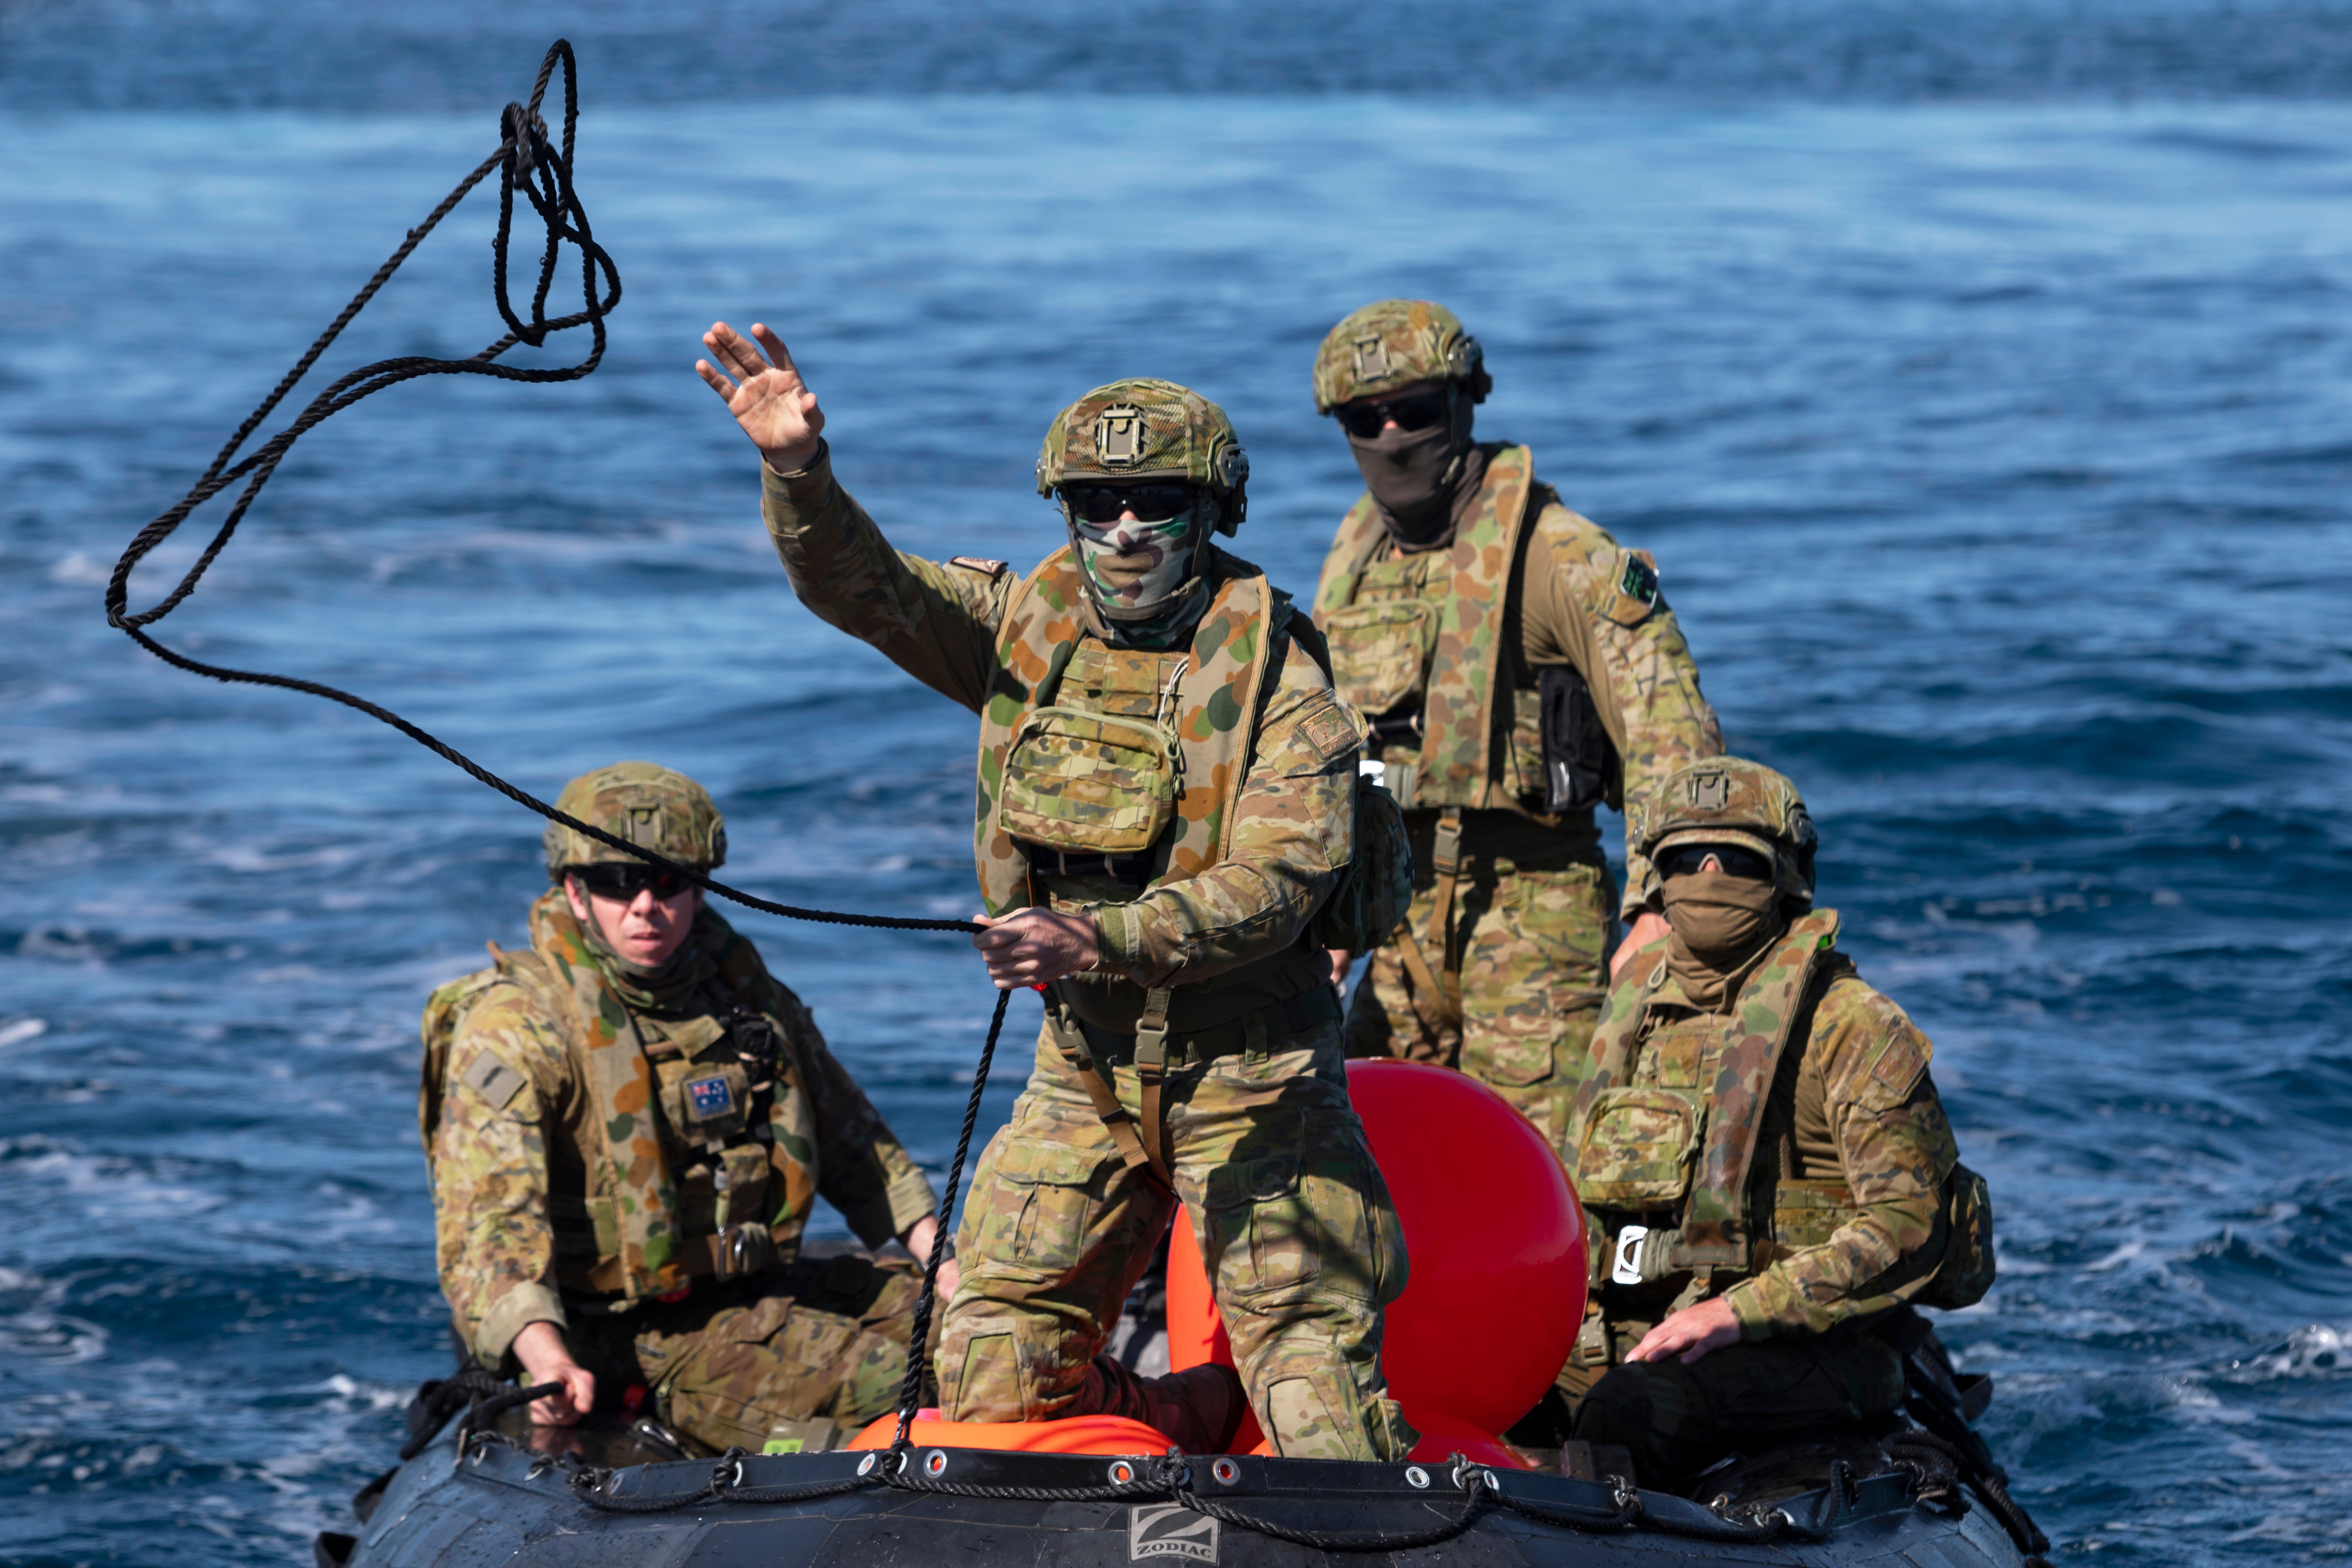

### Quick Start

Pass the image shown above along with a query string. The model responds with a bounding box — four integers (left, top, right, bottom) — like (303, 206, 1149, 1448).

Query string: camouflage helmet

(542, 761, 727, 876)
(1035, 378, 1249, 533)
(1312, 299, 1493, 414)
(1637, 757, 1818, 907)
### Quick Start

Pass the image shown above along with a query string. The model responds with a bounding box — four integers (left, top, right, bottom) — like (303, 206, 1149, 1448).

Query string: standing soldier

(1311, 299, 1722, 1159)
(422, 762, 952, 1454)
(1565, 758, 1994, 1484)
(696, 322, 1415, 1461)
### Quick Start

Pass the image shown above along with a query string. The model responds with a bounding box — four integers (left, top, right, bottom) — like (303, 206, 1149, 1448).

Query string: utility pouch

(1320, 600, 1437, 719)
(1575, 1086, 1702, 1208)
(1304, 766, 1416, 955)
(999, 707, 1176, 855)
(1538, 663, 1619, 815)
(656, 1057, 751, 1145)
(1916, 1162, 1996, 1310)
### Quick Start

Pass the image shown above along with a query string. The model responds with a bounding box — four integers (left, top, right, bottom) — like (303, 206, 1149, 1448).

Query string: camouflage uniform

(421, 763, 939, 1453)
(1562, 760, 1992, 1483)
(762, 381, 1414, 1460)
(1311, 300, 1721, 1161)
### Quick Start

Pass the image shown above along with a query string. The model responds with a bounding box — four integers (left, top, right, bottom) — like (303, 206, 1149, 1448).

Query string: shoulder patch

(457, 1051, 527, 1111)
(1856, 1018, 1932, 1112)
(1296, 696, 1363, 766)
(949, 555, 1009, 577)
(1603, 549, 1661, 628)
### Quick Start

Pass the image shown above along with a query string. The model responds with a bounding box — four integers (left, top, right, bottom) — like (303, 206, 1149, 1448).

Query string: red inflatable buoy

(1347, 1059, 1586, 1434)
(1167, 1059, 1585, 1442)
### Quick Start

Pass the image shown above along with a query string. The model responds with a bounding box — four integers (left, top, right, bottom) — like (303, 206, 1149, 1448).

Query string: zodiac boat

(323, 1063, 2046, 1568)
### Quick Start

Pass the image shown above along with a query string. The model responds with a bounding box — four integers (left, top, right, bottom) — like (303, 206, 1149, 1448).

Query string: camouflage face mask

(1066, 504, 1208, 637)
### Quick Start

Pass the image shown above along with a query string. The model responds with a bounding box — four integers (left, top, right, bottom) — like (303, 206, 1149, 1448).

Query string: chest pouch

(1575, 1085, 1703, 1209)
(1320, 600, 1437, 722)
(999, 707, 1176, 855)
(655, 1054, 752, 1146)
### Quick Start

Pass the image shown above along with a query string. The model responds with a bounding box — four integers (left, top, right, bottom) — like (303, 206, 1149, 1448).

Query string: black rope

(1904, 1382, 2054, 1561)
(887, 986, 1012, 1448)
(100, 35, 978, 940)
(398, 1365, 510, 1460)
(1173, 1465, 1493, 1552)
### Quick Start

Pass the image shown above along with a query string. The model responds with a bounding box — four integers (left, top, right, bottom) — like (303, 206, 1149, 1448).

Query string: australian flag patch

(686, 1075, 735, 1120)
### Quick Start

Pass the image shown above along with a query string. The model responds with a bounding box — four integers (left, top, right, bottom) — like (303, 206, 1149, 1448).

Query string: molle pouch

(1537, 664, 1619, 814)
(998, 707, 1175, 855)
(1917, 1162, 1996, 1310)
(1574, 1086, 1702, 1208)
(656, 1057, 751, 1145)
(1320, 600, 1437, 720)
(713, 1144, 772, 1232)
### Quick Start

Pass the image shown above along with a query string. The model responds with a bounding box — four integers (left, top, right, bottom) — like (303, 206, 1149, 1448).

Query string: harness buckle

(1618, 1222, 1656, 1288)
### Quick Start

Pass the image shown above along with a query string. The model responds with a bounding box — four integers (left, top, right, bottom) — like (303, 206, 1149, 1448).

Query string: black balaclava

(1346, 386, 1485, 552)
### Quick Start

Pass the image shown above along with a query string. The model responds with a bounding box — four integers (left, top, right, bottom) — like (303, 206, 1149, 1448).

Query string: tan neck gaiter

(1661, 867, 1785, 1013)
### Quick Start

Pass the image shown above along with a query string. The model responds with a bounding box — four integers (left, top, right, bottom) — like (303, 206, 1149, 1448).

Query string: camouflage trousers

(1343, 817, 1615, 1162)
(1561, 1308, 1906, 1484)
(938, 1017, 1415, 1460)
(567, 1250, 930, 1453)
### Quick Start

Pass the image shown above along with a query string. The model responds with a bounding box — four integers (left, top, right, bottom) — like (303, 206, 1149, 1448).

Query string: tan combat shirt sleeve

(1722, 981, 1961, 1340)
(761, 444, 1013, 714)
(1519, 503, 1722, 916)
(766, 986, 939, 1249)
(430, 986, 576, 1369)
(1089, 634, 1358, 989)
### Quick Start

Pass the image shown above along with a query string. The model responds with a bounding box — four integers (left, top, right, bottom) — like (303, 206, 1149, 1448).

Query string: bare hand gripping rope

(103, 38, 1005, 1456)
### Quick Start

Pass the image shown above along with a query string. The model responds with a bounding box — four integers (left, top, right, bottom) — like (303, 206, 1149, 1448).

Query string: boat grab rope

(552, 1438, 1885, 1553)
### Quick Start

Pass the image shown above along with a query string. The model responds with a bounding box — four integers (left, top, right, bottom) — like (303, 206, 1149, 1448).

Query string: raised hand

(696, 321, 825, 472)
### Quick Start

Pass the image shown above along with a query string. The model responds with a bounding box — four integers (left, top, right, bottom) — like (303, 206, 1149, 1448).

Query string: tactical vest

(974, 544, 1280, 914)
(1571, 911, 1855, 1282)
(1312, 444, 1541, 812)
(420, 895, 822, 1307)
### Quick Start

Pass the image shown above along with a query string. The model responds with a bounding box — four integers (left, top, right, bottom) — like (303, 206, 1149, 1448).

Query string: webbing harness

(1392, 806, 1465, 1036)
(1043, 986, 1175, 1190)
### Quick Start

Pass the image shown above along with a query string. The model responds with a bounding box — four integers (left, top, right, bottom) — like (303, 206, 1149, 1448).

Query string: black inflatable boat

(319, 1389, 2048, 1568)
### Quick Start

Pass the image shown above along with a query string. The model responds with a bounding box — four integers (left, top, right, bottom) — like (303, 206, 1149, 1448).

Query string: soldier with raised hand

(696, 320, 1415, 1461)
(1564, 757, 1994, 1484)
(1309, 299, 1722, 1161)
(422, 762, 952, 1453)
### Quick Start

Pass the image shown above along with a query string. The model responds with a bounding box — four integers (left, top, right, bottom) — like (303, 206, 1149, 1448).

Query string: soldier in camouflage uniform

(421, 762, 950, 1453)
(1563, 758, 1994, 1484)
(696, 320, 1414, 1460)
(1310, 299, 1722, 1164)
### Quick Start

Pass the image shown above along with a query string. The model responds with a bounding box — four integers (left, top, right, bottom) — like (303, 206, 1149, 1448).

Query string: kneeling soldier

(1565, 758, 1993, 1483)
(697, 321, 1414, 1460)
(421, 762, 950, 1452)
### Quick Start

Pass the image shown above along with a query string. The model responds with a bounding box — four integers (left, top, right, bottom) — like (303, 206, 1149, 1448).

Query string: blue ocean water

(3, 6, 2350, 1563)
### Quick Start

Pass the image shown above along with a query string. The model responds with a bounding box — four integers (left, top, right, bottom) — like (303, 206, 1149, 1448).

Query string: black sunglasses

(1657, 843, 1775, 882)
(1059, 482, 1204, 526)
(1336, 388, 1451, 440)
(570, 862, 696, 902)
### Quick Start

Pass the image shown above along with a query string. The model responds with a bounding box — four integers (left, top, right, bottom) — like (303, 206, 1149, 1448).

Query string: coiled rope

(106, 36, 1009, 1475)
(101, 38, 976, 942)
